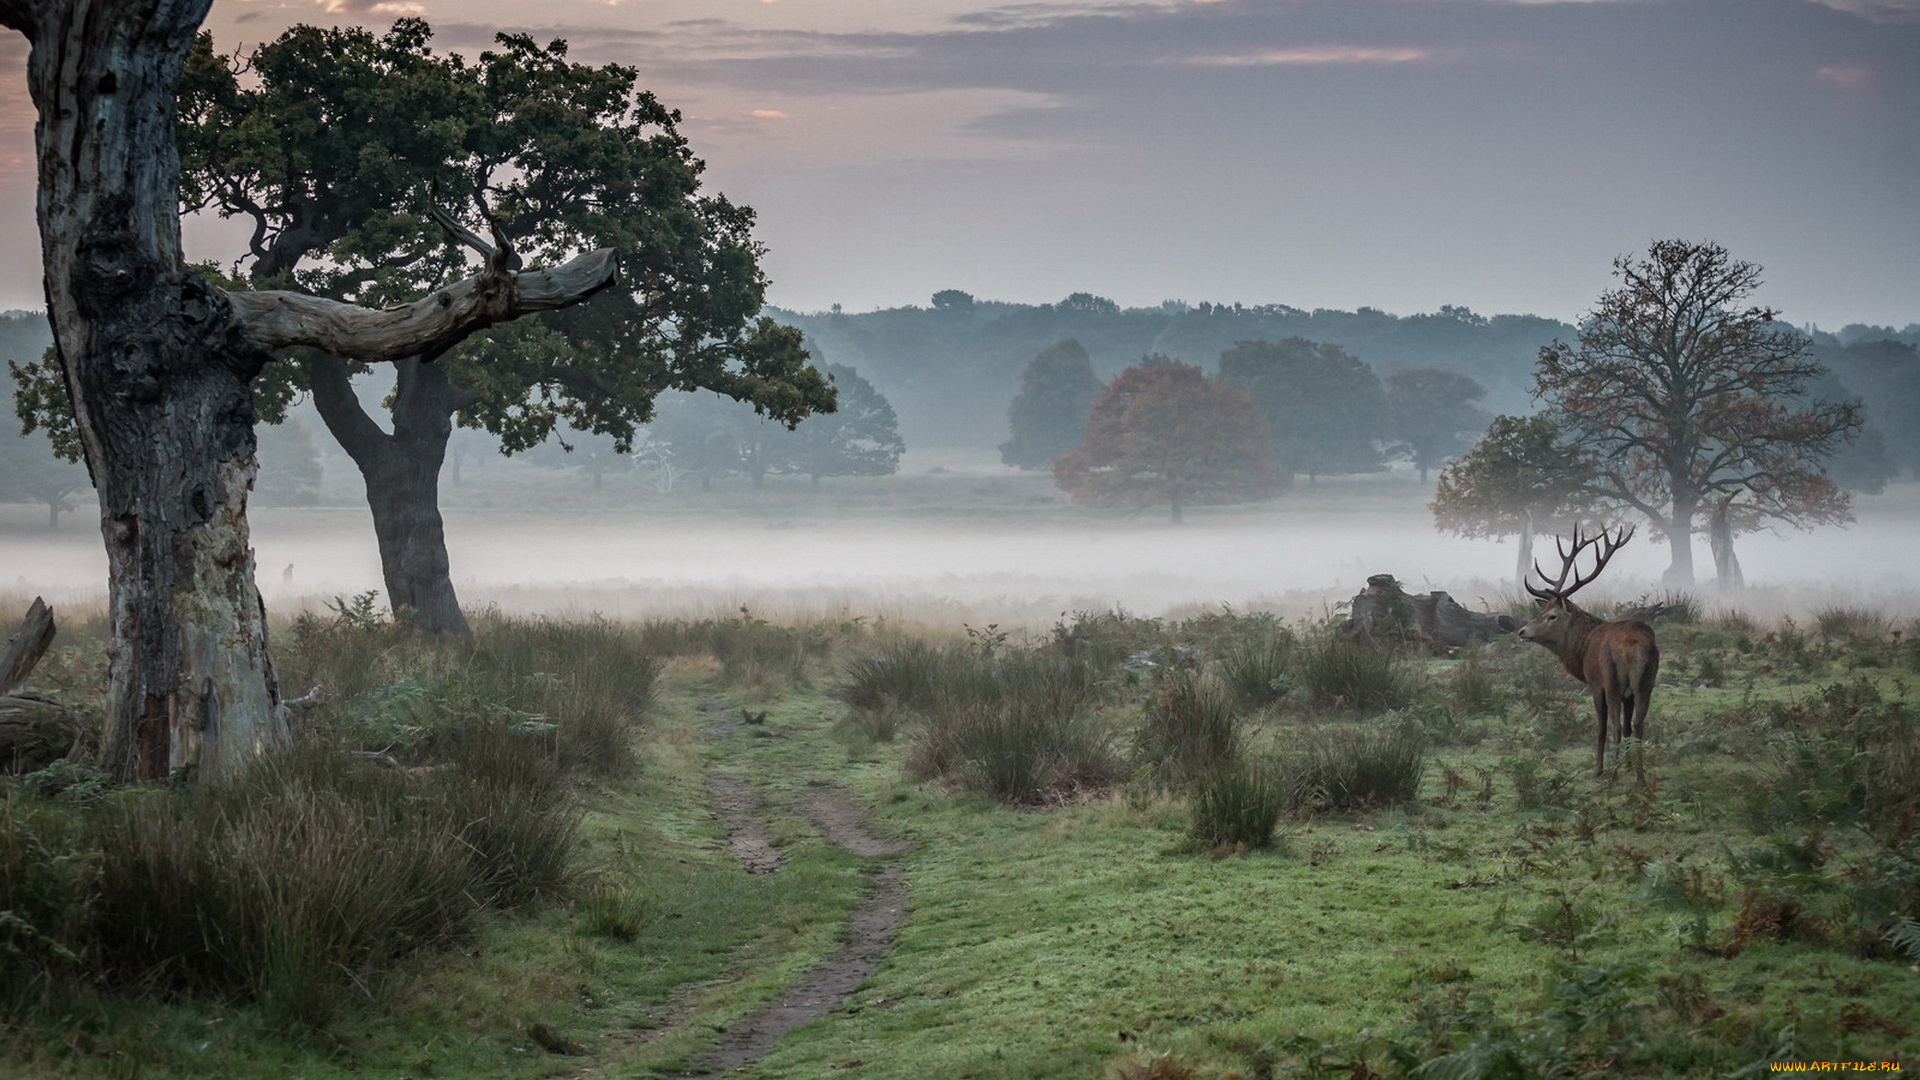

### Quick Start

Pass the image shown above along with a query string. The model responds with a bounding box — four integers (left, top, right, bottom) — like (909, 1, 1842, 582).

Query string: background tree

(1809, 337, 1920, 477)
(1053, 364, 1285, 524)
(251, 417, 322, 507)
(527, 429, 631, 491)
(1384, 367, 1487, 484)
(0, 426, 90, 528)
(166, 21, 833, 635)
(778, 364, 904, 486)
(647, 391, 760, 491)
(0, 316, 86, 528)
(1000, 339, 1102, 469)
(2, 0, 620, 779)
(1534, 240, 1862, 586)
(1431, 414, 1603, 589)
(1216, 338, 1387, 482)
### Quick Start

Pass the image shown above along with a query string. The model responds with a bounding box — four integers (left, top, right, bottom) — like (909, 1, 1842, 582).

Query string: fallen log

(1341, 575, 1519, 655)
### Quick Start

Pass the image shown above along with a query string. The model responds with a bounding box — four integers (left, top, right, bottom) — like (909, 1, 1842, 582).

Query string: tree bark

(1709, 500, 1744, 594)
(306, 353, 470, 637)
(1663, 493, 1697, 588)
(11, 0, 287, 782)
(1514, 513, 1535, 594)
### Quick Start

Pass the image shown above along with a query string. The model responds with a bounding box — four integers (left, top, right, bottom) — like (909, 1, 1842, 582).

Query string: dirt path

(678, 785, 910, 1078)
(707, 775, 784, 875)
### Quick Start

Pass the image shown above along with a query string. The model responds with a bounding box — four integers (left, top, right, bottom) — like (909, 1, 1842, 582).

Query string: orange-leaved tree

(1053, 363, 1285, 523)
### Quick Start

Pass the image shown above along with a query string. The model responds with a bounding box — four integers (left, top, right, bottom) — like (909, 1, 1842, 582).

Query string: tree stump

(1, 598, 84, 773)
(1342, 575, 1519, 655)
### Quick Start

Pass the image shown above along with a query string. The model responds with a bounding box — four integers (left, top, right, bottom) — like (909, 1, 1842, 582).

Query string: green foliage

(1431, 413, 1599, 543)
(1217, 337, 1387, 479)
(875, 645, 1119, 804)
(1384, 366, 1488, 482)
(1214, 624, 1297, 710)
(1000, 339, 1103, 470)
(778, 363, 905, 483)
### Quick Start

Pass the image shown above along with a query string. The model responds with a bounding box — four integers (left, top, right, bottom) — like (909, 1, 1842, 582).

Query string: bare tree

(1533, 240, 1861, 586)
(1, 0, 613, 780)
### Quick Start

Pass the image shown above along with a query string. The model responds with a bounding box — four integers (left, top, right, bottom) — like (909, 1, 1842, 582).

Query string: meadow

(2, 571, 1917, 1078)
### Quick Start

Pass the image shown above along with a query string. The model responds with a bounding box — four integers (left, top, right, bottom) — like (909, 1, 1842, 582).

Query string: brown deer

(1517, 525, 1660, 779)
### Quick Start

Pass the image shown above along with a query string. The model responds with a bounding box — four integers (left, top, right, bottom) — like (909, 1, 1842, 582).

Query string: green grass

(4, 605, 1920, 1078)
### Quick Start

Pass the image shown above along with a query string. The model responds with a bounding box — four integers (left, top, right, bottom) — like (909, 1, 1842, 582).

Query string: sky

(2, 0, 1917, 328)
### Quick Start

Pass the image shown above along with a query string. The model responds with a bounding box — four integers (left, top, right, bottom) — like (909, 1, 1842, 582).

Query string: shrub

(904, 662, 1120, 806)
(1188, 762, 1289, 849)
(1135, 671, 1241, 787)
(0, 797, 91, 1003)
(708, 615, 820, 694)
(1814, 604, 1888, 642)
(279, 611, 660, 779)
(1216, 629, 1295, 710)
(1294, 635, 1415, 713)
(1280, 723, 1425, 810)
(841, 638, 949, 713)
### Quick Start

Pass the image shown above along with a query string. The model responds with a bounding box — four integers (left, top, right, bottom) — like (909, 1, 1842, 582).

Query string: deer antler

(1527, 525, 1635, 601)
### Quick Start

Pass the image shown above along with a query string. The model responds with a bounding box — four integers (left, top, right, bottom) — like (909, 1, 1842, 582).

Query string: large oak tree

(1534, 240, 1861, 586)
(1, 0, 617, 780)
(173, 21, 832, 634)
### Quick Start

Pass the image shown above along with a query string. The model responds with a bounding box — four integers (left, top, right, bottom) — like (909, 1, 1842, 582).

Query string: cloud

(749, 109, 791, 118)
(321, 0, 426, 14)
(1185, 45, 1431, 65)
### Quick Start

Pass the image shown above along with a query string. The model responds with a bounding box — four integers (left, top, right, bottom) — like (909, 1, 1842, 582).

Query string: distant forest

(6, 305, 1920, 495)
(776, 294, 1920, 465)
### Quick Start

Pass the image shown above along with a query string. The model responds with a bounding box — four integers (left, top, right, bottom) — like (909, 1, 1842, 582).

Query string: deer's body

(1516, 526, 1660, 779)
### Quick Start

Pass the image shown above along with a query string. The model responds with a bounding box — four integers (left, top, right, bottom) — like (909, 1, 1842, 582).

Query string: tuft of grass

(1215, 629, 1296, 710)
(85, 747, 485, 1029)
(1134, 671, 1242, 788)
(1294, 634, 1416, 714)
(1815, 604, 1888, 642)
(1279, 722, 1425, 810)
(1188, 762, 1289, 849)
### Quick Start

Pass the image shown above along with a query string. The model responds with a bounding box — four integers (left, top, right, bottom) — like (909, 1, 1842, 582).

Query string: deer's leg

(1592, 689, 1609, 777)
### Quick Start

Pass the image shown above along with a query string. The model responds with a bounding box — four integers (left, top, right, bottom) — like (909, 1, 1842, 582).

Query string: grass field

(3, 590, 1917, 1078)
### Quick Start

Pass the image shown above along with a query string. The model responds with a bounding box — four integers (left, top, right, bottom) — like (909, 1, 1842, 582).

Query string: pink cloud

(1815, 64, 1871, 90)
(1187, 45, 1430, 66)
(749, 109, 791, 119)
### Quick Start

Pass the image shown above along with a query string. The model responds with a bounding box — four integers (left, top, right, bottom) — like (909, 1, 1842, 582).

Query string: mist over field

(9, 447, 1920, 629)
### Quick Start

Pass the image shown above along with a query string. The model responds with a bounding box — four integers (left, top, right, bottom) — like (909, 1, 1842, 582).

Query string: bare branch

(229, 249, 617, 363)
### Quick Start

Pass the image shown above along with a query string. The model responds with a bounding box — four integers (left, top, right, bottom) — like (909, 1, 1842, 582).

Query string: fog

(6, 450, 1919, 632)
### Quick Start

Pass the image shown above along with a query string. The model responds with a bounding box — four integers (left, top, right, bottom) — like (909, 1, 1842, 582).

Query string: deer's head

(1516, 525, 1633, 652)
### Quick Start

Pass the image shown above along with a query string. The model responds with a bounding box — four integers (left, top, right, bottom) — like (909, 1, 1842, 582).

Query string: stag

(1517, 526, 1660, 779)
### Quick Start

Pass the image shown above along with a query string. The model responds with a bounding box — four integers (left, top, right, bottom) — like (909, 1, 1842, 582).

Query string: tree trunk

(46, 499, 59, 530)
(1515, 513, 1535, 593)
(1170, 499, 1184, 525)
(1709, 501, 1744, 594)
(13, 0, 286, 782)
(306, 353, 470, 637)
(1663, 493, 1697, 588)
